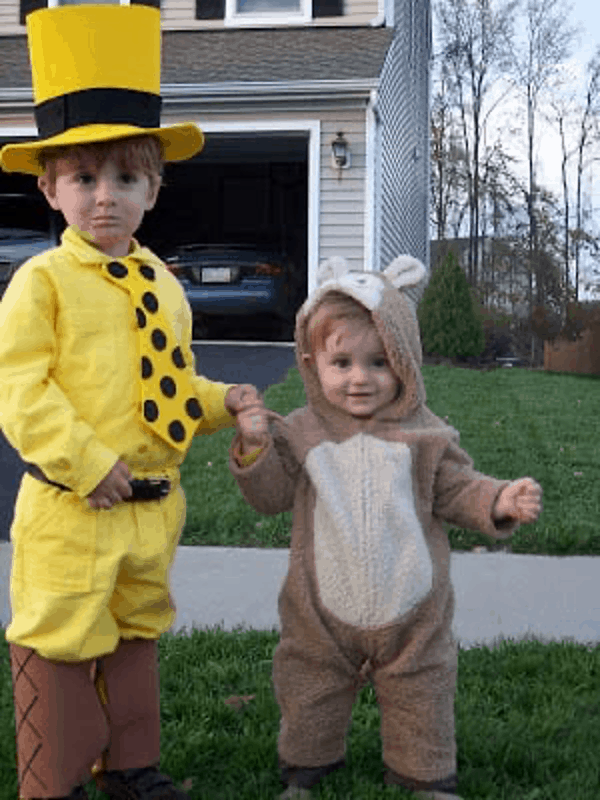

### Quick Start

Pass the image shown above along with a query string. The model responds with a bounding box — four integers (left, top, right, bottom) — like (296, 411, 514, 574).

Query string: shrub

(418, 251, 485, 359)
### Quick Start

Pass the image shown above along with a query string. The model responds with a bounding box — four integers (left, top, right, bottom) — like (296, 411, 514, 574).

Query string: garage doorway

(138, 131, 309, 339)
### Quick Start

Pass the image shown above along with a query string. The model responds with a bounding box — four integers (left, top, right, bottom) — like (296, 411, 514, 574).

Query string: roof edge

(0, 79, 379, 113)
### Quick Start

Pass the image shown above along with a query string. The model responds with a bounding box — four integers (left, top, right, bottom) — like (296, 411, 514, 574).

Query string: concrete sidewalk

(1, 543, 598, 650)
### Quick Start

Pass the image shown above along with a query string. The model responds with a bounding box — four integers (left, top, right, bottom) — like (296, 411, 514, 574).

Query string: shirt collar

(61, 225, 162, 268)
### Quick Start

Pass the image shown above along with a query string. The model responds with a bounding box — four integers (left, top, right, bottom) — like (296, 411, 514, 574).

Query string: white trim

(307, 120, 320, 297)
(0, 126, 37, 137)
(224, 0, 311, 26)
(369, 0, 386, 26)
(363, 89, 378, 272)
(49, 0, 130, 5)
(172, 118, 321, 300)
(0, 80, 377, 109)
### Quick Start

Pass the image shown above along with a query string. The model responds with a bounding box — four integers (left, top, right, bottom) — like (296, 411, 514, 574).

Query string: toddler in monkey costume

(0, 4, 261, 799)
(230, 255, 543, 799)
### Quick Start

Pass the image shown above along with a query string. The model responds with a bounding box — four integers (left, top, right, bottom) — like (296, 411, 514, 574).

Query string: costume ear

(383, 255, 428, 313)
(383, 255, 427, 290)
(317, 256, 350, 287)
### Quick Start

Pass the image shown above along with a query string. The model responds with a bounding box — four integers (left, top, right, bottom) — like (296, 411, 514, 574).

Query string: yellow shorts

(5, 470, 186, 662)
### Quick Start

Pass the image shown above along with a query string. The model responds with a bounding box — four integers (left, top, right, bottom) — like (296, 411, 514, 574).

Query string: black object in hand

(126, 478, 171, 501)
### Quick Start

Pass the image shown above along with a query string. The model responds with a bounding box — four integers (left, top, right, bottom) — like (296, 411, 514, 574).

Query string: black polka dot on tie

(136, 308, 147, 329)
(172, 347, 185, 369)
(151, 329, 167, 351)
(142, 292, 159, 313)
(168, 420, 186, 442)
(185, 398, 203, 419)
(139, 264, 156, 281)
(160, 376, 176, 398)
(141, 357, 153, 379)
(143, 399, 159, 422)
(108, 261, 128, 279)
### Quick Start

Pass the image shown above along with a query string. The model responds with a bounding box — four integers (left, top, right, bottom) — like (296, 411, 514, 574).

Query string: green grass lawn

(1, 365, 598, 799)
(0, 630, 598, 800)
(181, 365, 600, 556)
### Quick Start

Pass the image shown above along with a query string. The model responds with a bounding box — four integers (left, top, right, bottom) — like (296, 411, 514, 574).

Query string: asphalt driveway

(0, 342, 297, 541)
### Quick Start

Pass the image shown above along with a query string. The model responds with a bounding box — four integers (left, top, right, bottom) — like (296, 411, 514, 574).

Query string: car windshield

(0, 229, 55, 264)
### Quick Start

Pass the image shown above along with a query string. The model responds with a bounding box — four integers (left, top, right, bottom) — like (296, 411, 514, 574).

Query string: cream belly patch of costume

(305, 434, 433, 628)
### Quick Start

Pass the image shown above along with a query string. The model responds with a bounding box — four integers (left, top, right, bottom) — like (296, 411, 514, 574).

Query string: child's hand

(494, 478, 543, 524)
(225, 384, 269, 453)
(225, 384, 262, 415)
(236, 402, 269, 452)
(87, 460, 133, 510)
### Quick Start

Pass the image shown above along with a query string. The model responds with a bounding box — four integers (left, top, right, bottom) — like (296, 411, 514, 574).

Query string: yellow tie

(101, 257, 203, 452)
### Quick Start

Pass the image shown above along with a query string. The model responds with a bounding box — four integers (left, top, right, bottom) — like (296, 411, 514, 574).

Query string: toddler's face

(310, 318, 400, 418)
(38, 153, 159, 258)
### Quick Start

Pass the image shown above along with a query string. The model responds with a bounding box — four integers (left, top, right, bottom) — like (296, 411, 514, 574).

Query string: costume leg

(96, 638, 161, 771)
(273, 636, 360, 780)
(372, 654, 458, 790)
(8, 643, 110, 799)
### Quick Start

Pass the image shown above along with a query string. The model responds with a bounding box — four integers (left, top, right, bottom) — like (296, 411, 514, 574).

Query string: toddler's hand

(88, 460, 133, 510)
(236, 402, 269, 452)
(226, 384, 269, 453)
(494, 478, 543, 524)
(225, 384, 262, 415)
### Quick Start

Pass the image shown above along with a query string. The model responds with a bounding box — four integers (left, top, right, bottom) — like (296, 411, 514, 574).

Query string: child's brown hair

(305, 290, 375, 357)
(38, 135, 164, 191)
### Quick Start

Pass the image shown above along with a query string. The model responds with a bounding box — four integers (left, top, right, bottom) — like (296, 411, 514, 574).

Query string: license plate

(202, 267, 235, 283)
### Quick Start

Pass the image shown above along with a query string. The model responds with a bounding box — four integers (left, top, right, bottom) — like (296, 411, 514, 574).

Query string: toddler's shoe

(278, 788, 312, 799)
(23, 786, 89, 800)
(94, 766, 189, 800)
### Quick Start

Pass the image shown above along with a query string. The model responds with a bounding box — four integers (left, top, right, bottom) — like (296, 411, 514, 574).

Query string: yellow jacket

(0, 226, 236, 499)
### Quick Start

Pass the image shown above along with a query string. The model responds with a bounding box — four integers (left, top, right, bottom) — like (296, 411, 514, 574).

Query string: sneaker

(24, 786, 89, 800)
(278, 788, 312, 799)
(95, 766, 189, 800)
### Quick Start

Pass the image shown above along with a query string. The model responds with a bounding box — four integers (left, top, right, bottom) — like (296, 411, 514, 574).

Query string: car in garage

(0, 228, 57, 299)
(164, 243, 303, 340)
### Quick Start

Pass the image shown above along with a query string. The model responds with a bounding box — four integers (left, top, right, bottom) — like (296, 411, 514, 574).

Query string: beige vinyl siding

(318, 113, 366, 272)
(0, 0, 379, 33)
(160, 0, 379, 30)
(0, 0, 20, 33)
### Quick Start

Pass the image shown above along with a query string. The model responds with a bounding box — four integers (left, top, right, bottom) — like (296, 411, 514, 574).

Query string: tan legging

(9, 638, 161, 799)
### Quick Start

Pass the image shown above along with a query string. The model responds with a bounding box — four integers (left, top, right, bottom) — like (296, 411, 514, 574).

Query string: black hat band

(35, 88, 162, 140)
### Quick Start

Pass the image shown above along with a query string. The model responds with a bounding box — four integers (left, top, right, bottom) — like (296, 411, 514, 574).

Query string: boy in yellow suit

(0, 4, 264, 799)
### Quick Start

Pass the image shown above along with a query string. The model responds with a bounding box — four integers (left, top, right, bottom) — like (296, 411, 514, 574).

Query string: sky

(534, 0, 599, 295)
(536, 0, 600, 189)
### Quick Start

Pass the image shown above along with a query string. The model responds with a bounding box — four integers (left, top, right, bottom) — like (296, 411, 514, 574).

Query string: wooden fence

(544, 325, 600, 375)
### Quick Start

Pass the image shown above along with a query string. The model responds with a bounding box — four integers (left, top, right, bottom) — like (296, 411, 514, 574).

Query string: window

(20, 0, 159, 25)
(195, 0, 342, 23)
(225, 0, 310, 24)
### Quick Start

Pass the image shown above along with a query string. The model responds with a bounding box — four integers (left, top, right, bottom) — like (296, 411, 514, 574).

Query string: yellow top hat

(0, 3, 204, 175)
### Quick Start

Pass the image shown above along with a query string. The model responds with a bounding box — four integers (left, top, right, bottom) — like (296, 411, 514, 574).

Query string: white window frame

(47, 0, 130, 6)
(224, 0, 311, 27)
(194, 119, 320, 294)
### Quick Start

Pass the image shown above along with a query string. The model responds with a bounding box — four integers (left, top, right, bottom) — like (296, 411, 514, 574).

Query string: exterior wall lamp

(331, 132, 351, 171)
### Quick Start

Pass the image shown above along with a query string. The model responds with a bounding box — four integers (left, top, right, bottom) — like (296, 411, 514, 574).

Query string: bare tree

(509, 0, 577, 361)
(435, 0, 517, 286)
(573, 48, 600, 300)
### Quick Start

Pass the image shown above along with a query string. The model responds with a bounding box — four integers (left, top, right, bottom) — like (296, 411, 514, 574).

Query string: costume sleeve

(0, 265, 118, 498)
(177, 284, 237, 436)
(432, 439, 519, 539)
(228, 413, 300, 515)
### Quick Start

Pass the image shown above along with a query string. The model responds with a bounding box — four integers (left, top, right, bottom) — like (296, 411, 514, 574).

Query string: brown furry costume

(229, 256, 520, 795)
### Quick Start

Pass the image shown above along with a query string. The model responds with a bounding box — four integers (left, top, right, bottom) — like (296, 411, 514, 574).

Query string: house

(0, 0, 432, 299)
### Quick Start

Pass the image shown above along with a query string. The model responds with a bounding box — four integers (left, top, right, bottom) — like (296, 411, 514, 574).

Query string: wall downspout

(364, 88, 380, 272)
